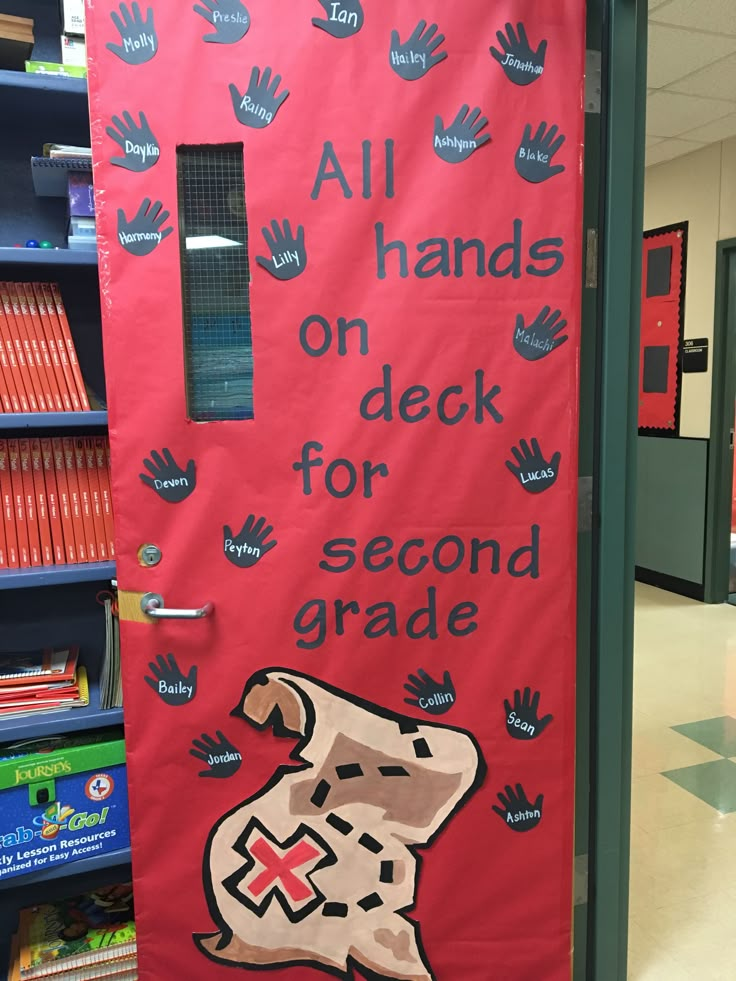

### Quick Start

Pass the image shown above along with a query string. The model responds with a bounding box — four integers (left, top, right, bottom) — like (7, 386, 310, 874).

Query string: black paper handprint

(504, 688, 553, 740)
(190, 731, 242, 778)
(144, 654, 197, 706)
(255, 220, 306, 280)
(513, 307, 568, 361)
(403, 669, 456, 715)
(390, 21, 447, 80)
(224, 515, 277, 567)
(106, 2, 158, 65)
(516, 123, 566, 183)
(312, 0, 363, 38)
(506, 439, 560, 494)
(194, 0, 250, 43)
(490, 22, 547, 86)
(493, 784, 544, 832)
(106, 111, 159, 171)
(229, 66, 289, 128)
(139, 449, 196, 502)
(117, 199, 172, 256)
(434, 106, 490, 164)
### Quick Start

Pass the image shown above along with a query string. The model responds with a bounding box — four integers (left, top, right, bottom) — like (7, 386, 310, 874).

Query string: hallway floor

(629, 584, 736, 981)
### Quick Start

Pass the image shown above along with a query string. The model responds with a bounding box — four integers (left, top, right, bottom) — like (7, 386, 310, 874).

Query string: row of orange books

(0, 281, 91, 413)
(0, 437, 114, 569)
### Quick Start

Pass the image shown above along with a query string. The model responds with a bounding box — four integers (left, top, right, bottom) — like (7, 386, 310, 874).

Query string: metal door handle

(140, 592, 214, 620)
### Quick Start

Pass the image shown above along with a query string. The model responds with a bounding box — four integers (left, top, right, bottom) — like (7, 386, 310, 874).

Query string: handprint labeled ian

(256, 220, 306, 280)
(106, 2, 158, 65)
(224, 515, 277, 568)
(117, 199, 172, 256)
(404, 668, 456, 715)
(194, 0, 250, 44)
(312, 0, 363, 38)
(513, 307, 568, 361)
(106, 111, 159, 171)
(504, 688, 553, 740)
(506, 439, 560, 494)
(144, 654, 197, 706)
(190, 731, 242, 778)
(493, 784, 544, 832)
(516, 122, 566, 183)
(490, 22, 547, 86)
(390, 21, 447, 80)
(139, 448, 196, 503)
(229, 66, 289, 128)
(434, 105, 490, 164)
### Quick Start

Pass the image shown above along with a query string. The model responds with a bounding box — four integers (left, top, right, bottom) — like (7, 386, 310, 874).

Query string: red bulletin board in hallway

(85, 1, 585, 978)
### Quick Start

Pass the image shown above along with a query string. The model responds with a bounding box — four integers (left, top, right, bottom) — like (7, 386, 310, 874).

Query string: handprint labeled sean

(194, 0, 250, 44)
(106, 111, 159, 171)
(493, 784, 544, 832)
(490, 22, 547, 86)
(106, 2, 158, 65)
(144, 654, 197, 706)
(506, 438, 561, 494)
(390, 21, 447, 80)
(516, 122, 566, 183)
(229, 66, 289, 128)
(190, 731, 242, 778)
(513, 307, 568, 361)
(434, 105, 490, 164)
(223, 515, 277, 567)
(139, 448, 196, 503)
(117, 199, 172, 256)
(504, 688, 553, 740)
(312, 0, 363, 38)
(404, 668, 456, 714)
(256, 220, 306, 280)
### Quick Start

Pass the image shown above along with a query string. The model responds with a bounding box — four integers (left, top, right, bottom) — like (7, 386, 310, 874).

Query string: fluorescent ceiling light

(186, 235, 242, 249)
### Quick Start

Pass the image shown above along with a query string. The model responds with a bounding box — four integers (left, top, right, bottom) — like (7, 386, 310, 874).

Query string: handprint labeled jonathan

(106, 111, 159, 171)
(144, 654, 197, 706)
(106, 2, 157, 65)
(229, 67, 289, 128)
(190, 732, 242, 778)
(513, 307, 568, 361)
(117, 199, 172, 256)
(504, 688, 553, 740)
(516, 122, 566, 183)
(493, 784, 544, 832)
(390, 21, 447, 80)
(223, 515, 277, 568)
(506, 439, 560, 494)
(404, 669, 455, 715)
(194, 0, 250, 44)
(312, 0, 363, 38)
(256, 220, 306, 280)
(434, 105, 490, 164)
(139, 449, 196, 503)
(490, 22, 547, 86)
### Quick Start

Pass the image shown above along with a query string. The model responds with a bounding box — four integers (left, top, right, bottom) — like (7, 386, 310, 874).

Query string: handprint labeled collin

(493, 784, 544, 832)
(312, 0, 363, 39)
(223, 515, 277, 568)
(256, 220, 306, 280)
(229, 67, 289, 128)
(144, 654, 197, 706)
(434, 105, 490, 164)
(513, 307, 568, 361)
(139, 449, 196, 503)
(106, 2, 158, 65)
(106, 111, 159, 171)
(194, 0, 250, 43)
(490, 22, 547, 86)
(506, 439, 560, 494)
(403, 669, 456, 715)
(504, 688, 553, 740)
(117, 199, 172, 256)
(190, 731, 242, 778)
(516, 123, 566, 183)
(390, 21, 447, 81)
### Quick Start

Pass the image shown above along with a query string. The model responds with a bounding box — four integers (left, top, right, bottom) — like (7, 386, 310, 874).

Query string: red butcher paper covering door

(86, 0, 585, 978)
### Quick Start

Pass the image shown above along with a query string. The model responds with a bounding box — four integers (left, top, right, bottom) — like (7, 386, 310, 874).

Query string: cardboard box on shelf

(59, 0, 85, 37)
(61, 33, 86, 67)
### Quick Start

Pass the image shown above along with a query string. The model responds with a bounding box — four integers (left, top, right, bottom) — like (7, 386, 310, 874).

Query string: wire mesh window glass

(177, 144, 253, 421)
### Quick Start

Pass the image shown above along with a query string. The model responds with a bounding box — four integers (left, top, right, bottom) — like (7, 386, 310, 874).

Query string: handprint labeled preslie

(493, 784, 544, 832)
(229, 66, 289, 128)
(190, 731, 242, 778)
(504, 688, 553, 740)
(513, 307, 568, 361)
(516, 122, 566, 183)
(106, 2, 158, 65)
(194, 0, 250, 43)
(312, 0, 363, 38)
(506, 438, 561, 494)
(144, 654, 197, 706)
(117, 199, 172, 256)
(255, 220, 306, 280)
(434, 105, 490, 164)
(404, 669, 456, 715)
(490, 21, 547, 86)
(106, 111, 159, 171)
(223, 515, 277, 568)
(390, 20, 447, 80)
(139, 448, 196, 503)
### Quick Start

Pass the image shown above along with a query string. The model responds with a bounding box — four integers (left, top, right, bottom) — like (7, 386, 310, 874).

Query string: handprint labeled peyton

(117, 199, 172, 256)
(493, 784, 544, 832)
(229, 66, 289, 128)
(404, 669, 456, 715)
(390, 21, 447, 80)
(106, 111, 159, 171)
(194, 0, 250, 43)
(256, 220, 306, 280)
(490, 22, 547, 86)
(190, 731, 242, 778)
(144, 654, 197, 706)
(513, 307, 568, 361)
(106, 2, 158, 65)
(224, 515, 277, 568)
(139, 449, 196, 503)
(504, 688, 553, 740)
(312, 0, 363, 38)
(506, 439, 560, 494)
(516, 123, 566, 183)
(434, 105, 490, 164)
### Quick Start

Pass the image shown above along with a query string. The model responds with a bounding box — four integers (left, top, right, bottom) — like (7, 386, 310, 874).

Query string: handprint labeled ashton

(139, 449, 196, 503)
(493, 784, 544, 832)
(223, 515, 277, 568)
(312, 0, 363, 38)
(404, 669, 456, 715)
(106, 111, 159, 171)
(506, 439, 560, 494)
(190, 732, 242, 778)
(256, 220, 306, 280)
(229, 66, 289, 128)
(504, 688, 553, 740)
(117, 199, 172, 256)
(434, 105, 490, 164)
(144, 654, 197, 706)
(490, 22, 547, 86)
(194, 0, 250, 44)
(513, 307, 568, 361)
(516, 122, 566, 183)
(390, 21, 447, 80)
(106, 2, 157, 65)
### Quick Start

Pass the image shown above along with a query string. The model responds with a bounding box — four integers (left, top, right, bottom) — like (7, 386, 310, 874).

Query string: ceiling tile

(645, 139, 707, 167)
(680, 111, 736, 142)
(648, 24, 736, 89)
(651, 0, 736, 37)
(646, 91, 735, 137)
(667, 51, 736, 99)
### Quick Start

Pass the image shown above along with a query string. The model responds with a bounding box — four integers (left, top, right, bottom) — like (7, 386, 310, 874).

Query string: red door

(86, 1, 585, 977)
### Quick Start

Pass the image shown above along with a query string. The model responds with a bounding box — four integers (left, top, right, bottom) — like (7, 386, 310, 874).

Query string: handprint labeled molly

(390, 21, 447, 80)
(256, 220, 306, 280)
(312, 0, 363, 38)
(434, 105, 490, 164)
(230, 67, 289, 128)
(493, 784, 544, 832)
(504, 688, 553, 740)
(404, 669, 456, 715)
(144, 654, 197, 706)
(513, 307, 568, 361)
(223, 515, 277, 568)
(106, 2, 157, 65)
(190, 732, 242, 778)
(139, 448, 196, 502)
(516, 122, 566, 183)
(117, 199, 172, 256)
(106, 111, 159, 171)
(506, 439, 560, 494)
(490, 22, 547, 86)
(194, 0, 250, 44)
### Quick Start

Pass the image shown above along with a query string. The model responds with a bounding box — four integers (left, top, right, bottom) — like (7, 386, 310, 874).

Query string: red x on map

(247, 836, 321, 902)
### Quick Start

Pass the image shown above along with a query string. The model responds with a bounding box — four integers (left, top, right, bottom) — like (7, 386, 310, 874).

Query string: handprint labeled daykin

(229, 66, 289, 128)
(106, 111, 159, 171)
(256, 220, 306, 280)
(516, 123, 566, 183)
(190, 732, 242, 778)
(504, 688, 553, 740)
(117, 199, 172, 256)
(144, 654, 197, 705)
(223, 515, 277, 567)
(513, 307, 568, 361)
(434, 105, 490, 164)
(312, 0, 363, 38)
(493, 784, 544, 832)
(390, 21, 447, 80)
(106, 2, 157, 65)
(139, 448, 196, 502)
(490, 22, 547, 86)
(403, 669, 455, 715)
(506, 439, 560, 494)
(194, 0, 250, 44)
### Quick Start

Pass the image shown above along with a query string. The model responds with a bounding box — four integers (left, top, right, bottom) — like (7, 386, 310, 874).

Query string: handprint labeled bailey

(139, 449, 196, 502)
(106, 2, 157, 65)
(106, 111, 159, 171)
(144, 654, 197, 706)
(404, 668, 456, 714)
(117, 199, 172, 256)
(490, 22, 547, 86)
(504, 688, 553, 740)
(390, 21, 447, 80)
(256, 220, 306, 280)
(190, 731, 242, 778)
(506, 439, 560, 494)
(493, 784, 544, 832)
(312, 0, 363, 38)
(513, 307, 568, 361)
(229, 66, 289, 128)
(516, 122, 566, 183)
(224, 515, 277, 568)
(194, 0, 250, 44)
(434, 106, 490, 164)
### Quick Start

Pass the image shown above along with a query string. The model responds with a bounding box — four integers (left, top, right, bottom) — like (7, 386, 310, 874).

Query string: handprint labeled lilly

(256, 220, 306, 280)
(223, 515, 277, 568)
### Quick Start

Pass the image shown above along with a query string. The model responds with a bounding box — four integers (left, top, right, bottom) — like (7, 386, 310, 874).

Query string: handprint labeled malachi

(513, 307, 568, 361)
(229, 67, 289, 129)
(144, 654, 197, 706)
(434, 106, 490, 164)
(256, 220, 306, 280)
(506, 439, 560, 494)
(194, 0, 250, 44)
(223, 515, 277, 568)
(493, 784, 544, 832)
(312, 0, 363, 39)
(516, 123, 566, 183)
(390, 21, 447, 81)
(106, 2, 157, 65)
(490, 22, 547, 86)
(190, 732, 242, 778)
(404, 669, 456, 715)
(117, 199, 172, 256)
(139, 449, 196, 503)
(106, 111, 159, 171)
(504, 688, 553, 740)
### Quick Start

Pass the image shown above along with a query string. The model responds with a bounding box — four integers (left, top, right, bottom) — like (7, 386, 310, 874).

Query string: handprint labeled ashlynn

(117, 199, 172, 256)
(223, 515, 277, 568)
(403, 668, 456, 715)
(493, 784, 544, 832)
(434, 105, 490, 164)
(144, 654, 197, 706)
(506, 439, 561, 494)
(516, 122, 566, 183)
(513, 307, 568, 361)
(106, 111, 159, 171)
(390, 21, 447, 80)
(229, 66, 289, 128)
(194, 0, 250, 43)
(139, 449, 196, 503)
(190, 731, 242, 778)
(504, 688, 553, 740)
(256, 220, 306, 280)
(106, 2, 158, 65)
(490, 22, 547, 86)
(312, 0, 363, 38)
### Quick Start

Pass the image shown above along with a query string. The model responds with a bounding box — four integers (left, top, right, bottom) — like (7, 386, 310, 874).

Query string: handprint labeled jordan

(312, 0, 363, 38)
(506, 439, 560, 494)
(490, 22, 547, 86)
(190, 731, 242, 778)
(223, 515, 277, 568)
(404, 669, 456, 715)
(256, 220, 306, 280)
(513, 307, 568, 361)
(390, 21, 447, 80)
(493, 784, 544, 832)
(516, 122, 566, 183)
(434, 105, 490, 164)
(144, 654, 197, 706)
(106, 2, 157, 65)
(229, 66, 289, 128)
(106, 111, 159, 171)
(117, 199, 172, 256)
(504, 688, 553, 740)
(194, 0, 250, 43)
(139, 449, 196, 502)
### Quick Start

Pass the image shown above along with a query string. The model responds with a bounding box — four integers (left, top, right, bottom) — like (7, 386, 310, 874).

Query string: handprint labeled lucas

(493, 784, 544, 832)
(117, 199, 172, 256)
(144, 654, 197, 706)
(139, 449, 196, 502)
(490, 22, 547, 86)
(504, 688, 553, 740)
(404, 669, 455, 715)
(312, 0, 363, 38)
(506, 439, 561, 494)
(223, 515, 277, 568)
(106, 2, 158, 65)
(513, 307, 568, 361)
(516, 122, 566, 183)
(229, 66, 289, 128)
(256, 220, 306, 280)
(434, 105, 490, 164)
(390, 21, 447, 80)
(190, 731, 242, 778)
(106, 111, 159, 171)
(194, 0, 250, 44)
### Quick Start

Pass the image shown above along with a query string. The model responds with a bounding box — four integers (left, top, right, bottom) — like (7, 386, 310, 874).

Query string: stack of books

(0, 647, 88, 720)
(0, 14, 33, 72)
(67, 172, 96, 252)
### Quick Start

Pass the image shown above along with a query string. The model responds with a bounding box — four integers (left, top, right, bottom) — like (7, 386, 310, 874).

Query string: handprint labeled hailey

(506, 439, 561, 494)
(229, 66, 289, 128)
(144, 654, 197, 706)
(493, 784, 544, 832)
(404, 668, 456, 715)
(223, 515, 277, 567)
(504, 688, 553, 740)
(434, 105, 490, 164)
(106, 111, 159, 171)
(117, 199, 172, 256)
(516, 122, 566, 183)
(194, 0, 250, 43)
(190, 731, 242, 778)
(256, 220, 306, 280)
(106, 2, 158, 65)
(490, 22, 547, 86)
(390, 21, 447, 80)
(513, 307, 568, 361)
(139, 449, 196, 502)
(312, 0, 363, 38)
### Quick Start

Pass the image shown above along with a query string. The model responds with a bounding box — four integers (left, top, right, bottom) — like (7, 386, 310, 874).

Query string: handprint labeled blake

(504, 688, 553, 740)
(516, 123, 566, 183)
(139, 449, 196, 502)
(117, 199, 172, 256)
(434, 106, 490, 164)
(229, 66, 289, 128)
(312, 0, 363, 38)
(190, 731, 242, 778)
(224, 515, 277, 567)
(106, 111, 159, 171)
(513, 307, 568, 361)
(404, 669, 456, 715)
(506, 439, 561, 494)
(106, 2, 158, 65)
(493, 784, 544, 832)
(256, 220, 306, 280)
(490, 22, 547, 86)
(144, 654, 197, 706)
(390, 21, 447, 80)
(194, 0, 250, 43)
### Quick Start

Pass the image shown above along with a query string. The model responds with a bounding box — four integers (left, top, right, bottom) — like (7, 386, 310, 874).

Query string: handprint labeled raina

(194, 0, 250, 44)
(106, 2, 158, 65)
(490, 22, 547, 86)
(190, 731, 242, 778)
(312, 0, 363, 39)
(513, 307, 568, 361)
(106, 111, 159, 171)
(434, 106, 490, 164)
(223, 515, 277, 567)
(139, 449, 196, 503)
(144, 654, 197, 705)
(390, 21, 447, 80)
(256, 220, 306, 280)
(117, 199, 172, 256)
(229, 66, 289, 128)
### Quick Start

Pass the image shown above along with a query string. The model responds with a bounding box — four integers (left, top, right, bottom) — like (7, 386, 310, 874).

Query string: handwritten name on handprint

(404, 669, 455, 714)
(139, 448, 196, 503)
(516, 123, 566, 183)
(434, 105, 490, 164)
(505, 439, 560, 494)
(256, 220, 306, 280)
(107, 111, 159, 171)
(223, 515, 277, 567)
(504, 688, 553, 739)
(390, 21, 447, 81)
(493, 784, 544, 832)
(194, 0, 250, 44)
(106, 2, 158, 65)
(190, 731, 242, 778)
(229, 66, 289, 128)
(312, 0, 363, 38)
(118, 199, 172, 256)
(144, 654, 197, 705)
(490, 22, 547, 86)
(513, 308, 568, 361)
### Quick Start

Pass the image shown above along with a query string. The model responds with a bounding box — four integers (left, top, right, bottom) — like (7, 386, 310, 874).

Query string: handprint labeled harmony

(190, 731, 242, 778)
(229, 66, 289, 128)
(255, 220, 306, 280)
(106, 2, 158, 65)
(390, 21, 447, 80)
(404, 668, 456, 715)
(144, 654, 197, 706)
(504, 688, 553, 740)
(513, 307, 568, 361)
(194, 0, 250, 44)
(506, 438, 560, 494)
(312, 0, 363, 38)
(139, 448, 196, 503)
(490, 22, 547, 86)
(117, 199, 172, 256)
(516, 122, 566, 183)
(493, 784, 544, 832)
(434, 105, 490, 164)
(106, 111, 159, 171)
(224, 515, 277, 568)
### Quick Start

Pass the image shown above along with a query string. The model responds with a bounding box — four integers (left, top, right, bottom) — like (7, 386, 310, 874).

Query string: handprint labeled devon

(493, 784, 544, 832)
(194, 0, 250, 44)
(516, 122, 566, 183)
(513, 307, 568, 361)
(504, 688, 553, 740)
(144, 654, 197, 706)
(223, 515, 277, 568)
(106, 2, 158, 65)
(106, 111, 159, 171)
(434, 105, 490, 164)
(139, 448, 196, 502)
(390, 21, 447, 80)
(256, 220, 306, 280)
(229, 66, 289, 128)
(312, 0, 363, 38)
(404, 669, 455, 715)
(506, 439, 560, 494)
(117, 199, 172, 256)
(191, 732, 242, 778)
(490, 22, 547, 86)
